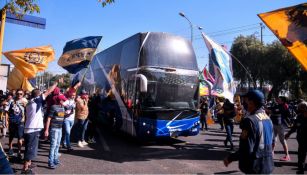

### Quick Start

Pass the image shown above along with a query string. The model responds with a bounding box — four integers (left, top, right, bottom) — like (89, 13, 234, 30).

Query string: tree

(231, 35, 266, 88)
(264, 41, 300, 99)
(231, 35, 304, 99)
(3, 0, 114, 15)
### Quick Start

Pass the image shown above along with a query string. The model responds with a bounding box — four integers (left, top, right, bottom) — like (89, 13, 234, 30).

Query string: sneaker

(62, 144, 67, 149)
(48, 164, 56, 169)
(54, 160, 60, 166)
(280, 155, 291, 161)
(88, 138, 96, 144)
(7, 149, 14, 156)
(82, 141, 88, 146)
(78, 141, 84, 148)
(67, 147, 74, 152)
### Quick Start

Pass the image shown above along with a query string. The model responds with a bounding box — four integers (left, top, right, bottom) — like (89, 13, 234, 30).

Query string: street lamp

(179, 12, 193, 44)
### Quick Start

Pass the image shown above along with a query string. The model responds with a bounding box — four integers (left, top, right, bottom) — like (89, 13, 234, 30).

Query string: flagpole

(0, 8, 7, 64)
(77, 50, 98, 94)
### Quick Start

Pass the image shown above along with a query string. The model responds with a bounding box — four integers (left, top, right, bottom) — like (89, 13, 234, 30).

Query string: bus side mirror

(135, 74, 147, 93)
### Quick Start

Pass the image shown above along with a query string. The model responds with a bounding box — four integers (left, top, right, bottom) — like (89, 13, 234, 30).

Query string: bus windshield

(139, 70, 199, 111)
(140, 33, 198, 70)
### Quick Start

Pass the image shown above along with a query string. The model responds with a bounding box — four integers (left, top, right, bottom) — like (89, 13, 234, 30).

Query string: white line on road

(96, 127, 110, 152)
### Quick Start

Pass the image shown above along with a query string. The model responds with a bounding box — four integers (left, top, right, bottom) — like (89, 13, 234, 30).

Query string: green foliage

(3, 0, 114, 17)
(36, 72, 71, 90)
(231, 35, 305, 99)
(3, 0, 40, 16)
(98, 0, 115, 7)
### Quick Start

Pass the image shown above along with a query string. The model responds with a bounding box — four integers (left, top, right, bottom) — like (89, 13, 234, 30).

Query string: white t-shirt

(24, 95, 46, 134)
(63, 98, 76, 121)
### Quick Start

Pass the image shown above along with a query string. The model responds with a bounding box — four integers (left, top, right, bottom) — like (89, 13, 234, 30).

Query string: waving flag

(58, 36, 102, 74)
(258, 3, 307, 70)
(201, 32, 236, 102)
(3, 45, 55, 78)
(202, 67, 215, 86)
(7, 68, 34, 91)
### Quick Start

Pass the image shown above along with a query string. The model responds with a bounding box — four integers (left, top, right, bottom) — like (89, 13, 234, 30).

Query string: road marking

(96, 127, 110, 152)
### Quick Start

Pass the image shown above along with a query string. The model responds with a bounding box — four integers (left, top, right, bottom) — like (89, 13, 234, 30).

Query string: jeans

(48, 128, 62, 166)
(0, 144, 13, 174)
(63, 119, 74, 148)
(298, 142, 307, 171)
(77, 119, 88, 142)
(225, 123, 234, 147)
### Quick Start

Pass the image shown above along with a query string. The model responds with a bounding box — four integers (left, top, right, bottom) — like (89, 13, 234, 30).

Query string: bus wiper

(146, 66, 176, 72)
(179, 108, 199, 113)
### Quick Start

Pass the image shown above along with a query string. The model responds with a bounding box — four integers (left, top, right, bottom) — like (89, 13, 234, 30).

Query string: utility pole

(260, 23, 265, 45)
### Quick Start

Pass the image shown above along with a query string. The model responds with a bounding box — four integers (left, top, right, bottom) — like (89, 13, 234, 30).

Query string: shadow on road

(63, 127, 232, 163)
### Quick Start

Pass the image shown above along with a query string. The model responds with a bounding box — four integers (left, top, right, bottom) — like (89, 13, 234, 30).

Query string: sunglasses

(17, 93, 23, 95)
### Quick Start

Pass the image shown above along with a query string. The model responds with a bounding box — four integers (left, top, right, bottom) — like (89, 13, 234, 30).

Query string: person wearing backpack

(7, 89, 28, 159)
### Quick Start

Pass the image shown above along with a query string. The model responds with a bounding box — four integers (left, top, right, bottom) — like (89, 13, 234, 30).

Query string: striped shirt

(48, 105, 65, 128)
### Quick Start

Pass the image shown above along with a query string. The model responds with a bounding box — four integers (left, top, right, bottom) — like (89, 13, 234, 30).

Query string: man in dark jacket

(224, 90, 274, 174)
(285, 101, 307, 174)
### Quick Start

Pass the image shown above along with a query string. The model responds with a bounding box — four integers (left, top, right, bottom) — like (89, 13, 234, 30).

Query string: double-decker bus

(80, 32, 200, 138)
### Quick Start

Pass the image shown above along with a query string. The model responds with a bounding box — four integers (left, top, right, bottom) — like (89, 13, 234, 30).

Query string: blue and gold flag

(58, 36, 102, 74)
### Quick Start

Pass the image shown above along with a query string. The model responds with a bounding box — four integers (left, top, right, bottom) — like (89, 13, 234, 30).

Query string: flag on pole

(201, 32, 236, 102)
(202, 67, 215, 87)
(7, 68, 34, 91)
(3, 45, 55, 78)
(58, 36, 102, 74)
(199, 72, 210, 96)
(258, 3, 307, 70)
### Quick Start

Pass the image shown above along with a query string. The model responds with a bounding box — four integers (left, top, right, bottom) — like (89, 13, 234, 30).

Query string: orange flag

(3, 45, 55, 78)
(258, 3, 307, 70)
(7, 68, 34, 91)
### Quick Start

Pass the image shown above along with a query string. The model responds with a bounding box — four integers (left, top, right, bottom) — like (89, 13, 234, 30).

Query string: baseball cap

(243, 90, 265, 107)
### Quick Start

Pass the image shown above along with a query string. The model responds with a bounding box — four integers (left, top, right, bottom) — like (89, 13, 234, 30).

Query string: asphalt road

(0, 123, 301, 174)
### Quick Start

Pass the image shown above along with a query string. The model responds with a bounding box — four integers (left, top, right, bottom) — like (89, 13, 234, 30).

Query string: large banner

(3, 45, 55, 78)
(58, 36, 102, 74)
(258, 3, 307, 70)
(201, 32, 236, 102)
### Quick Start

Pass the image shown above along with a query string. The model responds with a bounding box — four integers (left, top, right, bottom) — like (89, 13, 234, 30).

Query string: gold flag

(3, 45, 55, 78)
(7, 68, 34, 91)
(258, 3, 307, 70)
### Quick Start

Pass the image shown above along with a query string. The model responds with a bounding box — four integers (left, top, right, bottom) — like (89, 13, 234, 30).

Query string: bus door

(126, 78, 137, 136)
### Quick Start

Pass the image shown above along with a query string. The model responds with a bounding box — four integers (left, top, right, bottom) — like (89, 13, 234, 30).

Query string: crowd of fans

(0, 81, 306, 174)
(0, 78, 100, 174)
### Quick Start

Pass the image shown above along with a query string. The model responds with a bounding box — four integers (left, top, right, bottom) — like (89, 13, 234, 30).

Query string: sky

(1, 0, 305, 74)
